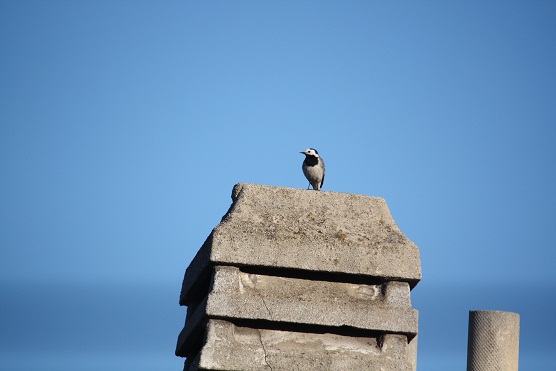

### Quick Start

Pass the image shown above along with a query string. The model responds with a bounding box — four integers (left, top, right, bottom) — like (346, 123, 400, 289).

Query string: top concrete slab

(181, 183, 421, 305)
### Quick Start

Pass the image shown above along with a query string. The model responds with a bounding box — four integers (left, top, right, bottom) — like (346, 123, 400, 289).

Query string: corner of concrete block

(180, 235, 213, 306)
(231, 182, 247, 201)
(384, 281, 412, 307)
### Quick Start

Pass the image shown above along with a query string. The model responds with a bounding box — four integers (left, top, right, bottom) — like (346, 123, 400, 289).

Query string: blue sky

(1, 1, 555, 370)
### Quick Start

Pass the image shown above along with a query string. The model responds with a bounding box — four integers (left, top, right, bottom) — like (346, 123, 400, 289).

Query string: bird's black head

(300, 148, 319, 158)
(300, 148, 320, 166)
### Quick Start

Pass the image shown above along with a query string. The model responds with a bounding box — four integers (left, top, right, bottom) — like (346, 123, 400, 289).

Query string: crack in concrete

(260, 295, 272, 319)
(251, 279, 273, 320)
(256, 328, 273, 371)
(252, 278, 273, 370)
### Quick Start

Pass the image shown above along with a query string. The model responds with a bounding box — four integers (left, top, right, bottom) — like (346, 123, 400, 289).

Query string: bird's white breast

(303, 160, 325, 180)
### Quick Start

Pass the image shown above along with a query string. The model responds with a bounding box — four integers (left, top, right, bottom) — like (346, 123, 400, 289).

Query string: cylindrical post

(467, 310, 520, 371)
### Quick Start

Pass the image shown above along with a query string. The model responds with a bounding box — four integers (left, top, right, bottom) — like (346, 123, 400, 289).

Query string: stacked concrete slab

(176, 183, 421, 370)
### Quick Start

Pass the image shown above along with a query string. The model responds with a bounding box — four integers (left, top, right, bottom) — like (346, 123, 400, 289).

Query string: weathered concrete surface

(184, 319, 416, 371)
(214, 265, 416, 332)
(467, 310, 520, 371)
(176, 266, 418, 357)
(181, 183, 421, 305)
(176, 183, 422, 369)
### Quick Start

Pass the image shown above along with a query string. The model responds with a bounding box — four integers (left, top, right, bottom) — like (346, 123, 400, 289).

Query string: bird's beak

(299, 151, 305, 154)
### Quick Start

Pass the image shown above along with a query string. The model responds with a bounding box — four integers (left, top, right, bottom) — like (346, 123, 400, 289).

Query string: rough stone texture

(176, 265, 419, 358)
(176, 183, 422, 370)
(184, 320, 416, 371)
(181, 183, 421, 306)
(467, 310, 520, 371)
(207, 267, 416, 333)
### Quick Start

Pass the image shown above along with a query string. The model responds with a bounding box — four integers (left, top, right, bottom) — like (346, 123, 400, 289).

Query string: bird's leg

(307, 183, 311, 190)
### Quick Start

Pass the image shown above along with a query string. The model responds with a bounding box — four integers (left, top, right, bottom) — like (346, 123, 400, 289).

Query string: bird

(300, 148, 325, 191)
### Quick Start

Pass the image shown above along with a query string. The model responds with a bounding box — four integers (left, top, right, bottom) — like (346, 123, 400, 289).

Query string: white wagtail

(300, 148, 325, 191)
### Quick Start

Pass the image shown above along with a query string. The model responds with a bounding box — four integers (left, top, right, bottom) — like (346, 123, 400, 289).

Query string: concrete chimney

(176, 183, 421, 370)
